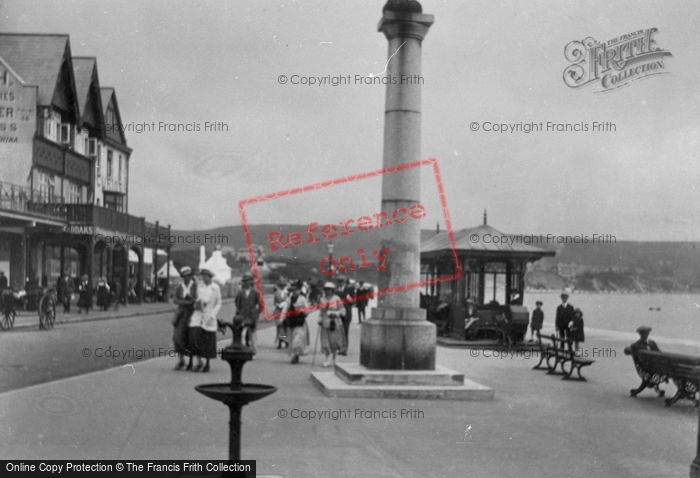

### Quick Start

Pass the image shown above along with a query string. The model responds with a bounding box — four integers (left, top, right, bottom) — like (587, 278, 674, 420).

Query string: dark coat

(77, 281, 93, 309)
(235, 287, 260, 325)
(530, 308, 544, 330)
(569, 316, 584, 342)
(555, 303, 574, 331)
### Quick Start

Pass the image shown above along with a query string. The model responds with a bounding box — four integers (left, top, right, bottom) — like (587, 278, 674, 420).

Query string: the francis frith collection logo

(563, 28, 672, 92)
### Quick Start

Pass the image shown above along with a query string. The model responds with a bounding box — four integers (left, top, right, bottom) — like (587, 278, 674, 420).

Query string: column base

(359, 307, 435, 370)
(310, 363, 493, 401)
(691, 458, 700, 478)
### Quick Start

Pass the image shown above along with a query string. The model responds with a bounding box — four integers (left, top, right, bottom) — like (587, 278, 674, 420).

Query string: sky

(2, 0, 699, 241)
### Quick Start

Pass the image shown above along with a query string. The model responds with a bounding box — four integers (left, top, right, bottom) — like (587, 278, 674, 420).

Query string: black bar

(1, 460, 256, 477)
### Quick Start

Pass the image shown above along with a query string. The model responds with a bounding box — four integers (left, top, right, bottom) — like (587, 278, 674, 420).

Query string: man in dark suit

(336, 275, 354, 355)
(555, 293, 574, 339)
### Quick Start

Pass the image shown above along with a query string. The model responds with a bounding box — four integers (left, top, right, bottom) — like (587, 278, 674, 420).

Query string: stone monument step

(310, 370, 494, 401)
(335, 362, 465, 386)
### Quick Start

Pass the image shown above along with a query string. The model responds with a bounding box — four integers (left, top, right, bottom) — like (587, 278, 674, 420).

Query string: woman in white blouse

(188, 268, 222, 372)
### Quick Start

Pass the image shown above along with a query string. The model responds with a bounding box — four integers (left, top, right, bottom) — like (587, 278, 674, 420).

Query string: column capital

(378, 11, 434, 42)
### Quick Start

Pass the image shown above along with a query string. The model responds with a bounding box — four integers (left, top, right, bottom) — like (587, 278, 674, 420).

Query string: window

(59, 124, 70, 144)
(106, 150, 113, 178)
(106, 106, 115, 127)
(118, 155, 122, 179)
(88, 139, 97, 158)
(66, 181, 81, 204)
(103, 192, 124, 212)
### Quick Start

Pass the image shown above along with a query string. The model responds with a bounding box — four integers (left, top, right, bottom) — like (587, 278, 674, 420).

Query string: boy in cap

(528, 301, 544, 343)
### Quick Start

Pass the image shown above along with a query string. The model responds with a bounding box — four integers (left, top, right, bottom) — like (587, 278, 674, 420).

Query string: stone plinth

(311, 363, 493, 401)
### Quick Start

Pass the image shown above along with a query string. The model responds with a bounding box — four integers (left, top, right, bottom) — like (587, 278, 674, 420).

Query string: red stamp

(237, 158, 460, 321)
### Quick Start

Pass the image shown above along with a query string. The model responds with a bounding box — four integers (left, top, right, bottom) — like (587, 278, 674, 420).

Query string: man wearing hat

(234, 272, 260, 355)
(555, 293, 574, 340)
(528, 300, 544, 343)
(335, 275, 355, 355)
(172, 266, 197, 370)
(0, 270, 8, 292)
(630, 326, 661, 353)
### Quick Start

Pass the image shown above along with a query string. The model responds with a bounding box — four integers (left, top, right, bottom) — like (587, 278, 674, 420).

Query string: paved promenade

(1, 313, 698, 477)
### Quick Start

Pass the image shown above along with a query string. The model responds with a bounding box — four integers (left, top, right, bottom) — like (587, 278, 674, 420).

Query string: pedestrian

(528, 301, 544, 343)
(110, 277, 121, 311)
(285, 280, 310, 364)
(555, 293, 574, 340)
(568, 308, 585, 352)
(77, 274, 92, 314)
(356, 281, 370, 323)
(318, 281, 346, 367)
(336, 275, 354, 355)
(173, 266, 197, 371)
(273, 279, 289, 349)
(188, 268, 221, 372)
(56, 273, 73, 313)
(234, 272, 260, 355)
(0, 270, 7, 292)
(96, 277, 111, 311)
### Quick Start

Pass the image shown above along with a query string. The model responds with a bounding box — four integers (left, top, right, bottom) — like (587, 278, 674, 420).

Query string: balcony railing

(0, 181, 67, 221)
(66, 204, 146, 236)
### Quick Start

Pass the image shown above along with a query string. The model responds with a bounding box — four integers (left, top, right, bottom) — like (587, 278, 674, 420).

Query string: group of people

(171, 266, 222, 372)
(170, 267, 374, 371)
(528, 292, 586, 351)
(273, 275, 373, 366)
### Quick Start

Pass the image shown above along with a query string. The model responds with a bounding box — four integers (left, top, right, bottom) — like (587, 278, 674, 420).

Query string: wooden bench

(624, 347, 700, 407)
(533, 334, 594, 381)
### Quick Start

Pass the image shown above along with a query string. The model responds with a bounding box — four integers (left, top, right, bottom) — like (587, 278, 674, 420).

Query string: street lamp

(327, 242, 334, 275)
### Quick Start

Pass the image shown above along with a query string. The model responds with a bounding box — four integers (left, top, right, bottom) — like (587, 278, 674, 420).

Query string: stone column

(360, 0, 435, 370)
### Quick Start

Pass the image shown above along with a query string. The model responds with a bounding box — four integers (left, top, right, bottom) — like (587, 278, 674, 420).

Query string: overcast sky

(2, 0, 698, 241)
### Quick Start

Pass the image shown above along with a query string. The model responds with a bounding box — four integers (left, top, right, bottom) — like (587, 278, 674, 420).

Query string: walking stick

(311, 322, 321, 367)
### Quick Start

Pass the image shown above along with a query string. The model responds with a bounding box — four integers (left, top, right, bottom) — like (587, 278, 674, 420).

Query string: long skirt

(276, 320, 289, 346)
(289, 323, 310, 357)
(320, 318, 346, 355)
(188, 326, 217, 359)
(172, 312, 191, 355)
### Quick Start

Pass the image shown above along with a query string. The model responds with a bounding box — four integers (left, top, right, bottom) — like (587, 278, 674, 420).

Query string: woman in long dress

(173, 266, 197, 370)
(273, 280, 289, 349)
(285, 280, 310, 364)
(318, 281, 346, 367)
(188, 268, 222, 372)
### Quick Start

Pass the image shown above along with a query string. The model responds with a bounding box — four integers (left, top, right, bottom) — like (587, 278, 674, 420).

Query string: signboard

(0, 59, 37, 144)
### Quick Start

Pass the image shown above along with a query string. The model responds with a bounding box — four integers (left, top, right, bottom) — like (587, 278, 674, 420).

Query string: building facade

(0, 33, 171, 302)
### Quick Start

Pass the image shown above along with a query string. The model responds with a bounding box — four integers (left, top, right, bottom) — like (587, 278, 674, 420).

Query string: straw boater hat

(179, 266, 192, 277)
(199, 268, 214, 277)
(323, 281, 336, 290)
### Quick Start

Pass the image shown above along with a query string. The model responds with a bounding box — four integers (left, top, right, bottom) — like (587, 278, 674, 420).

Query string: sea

(525, 292, 700, 352)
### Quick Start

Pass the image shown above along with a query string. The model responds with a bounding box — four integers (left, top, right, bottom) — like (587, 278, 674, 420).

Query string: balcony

(34, 136, 91, 184)
(66, 203, 145, 235)
(0, 181, 67, 223)
(65, 204, 172, 244)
